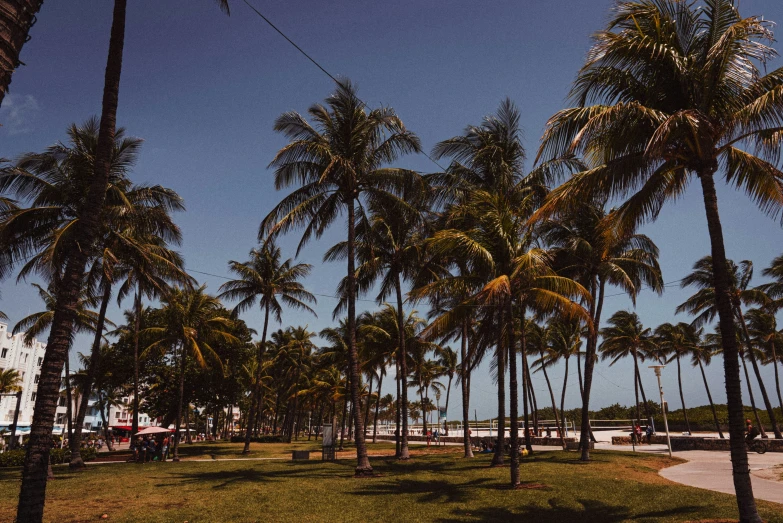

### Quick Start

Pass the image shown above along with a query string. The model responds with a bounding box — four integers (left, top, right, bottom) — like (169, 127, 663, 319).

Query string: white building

(0, 322, 157, 440)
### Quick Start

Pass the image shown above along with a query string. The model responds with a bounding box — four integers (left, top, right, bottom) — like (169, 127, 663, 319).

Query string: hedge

(229, 435, 282, 443)
(0, 447, 97, 468)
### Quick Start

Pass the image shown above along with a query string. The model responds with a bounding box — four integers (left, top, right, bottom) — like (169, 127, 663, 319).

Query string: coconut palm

(677, 256, 781, 439)
(435, 346, 457, 436)
(537, 201, 663, 459)
(0, 0, 45, 106)
(745, 309, 783, 420)
(218, 242, 316, 453)
(538, 317, 582, 443)
(0, 368, 22, 394)
(600, 311, 658, 425)
(655, 322, 703, 435)
(536, 2, 783, 516)
(260, 80, 421, 475)
(142, 286, 238, 461)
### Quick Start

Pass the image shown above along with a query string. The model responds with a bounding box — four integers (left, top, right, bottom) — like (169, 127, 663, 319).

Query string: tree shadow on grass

(435, 498, 703, 522)
(352, 477, 493, 504)
(154, 463, 334, 489)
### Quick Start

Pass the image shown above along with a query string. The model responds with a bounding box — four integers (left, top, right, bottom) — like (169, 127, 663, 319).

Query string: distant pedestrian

(645, 424, 653, 444)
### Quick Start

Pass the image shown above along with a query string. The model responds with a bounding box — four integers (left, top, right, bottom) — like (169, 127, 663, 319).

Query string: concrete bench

(292, 450, 310, 460)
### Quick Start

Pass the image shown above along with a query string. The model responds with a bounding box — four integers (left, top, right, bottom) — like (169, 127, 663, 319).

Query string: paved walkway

(658, 450, 783, 504)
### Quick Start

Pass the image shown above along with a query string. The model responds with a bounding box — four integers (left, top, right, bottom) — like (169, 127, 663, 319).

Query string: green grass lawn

(1, 444, 781, 523)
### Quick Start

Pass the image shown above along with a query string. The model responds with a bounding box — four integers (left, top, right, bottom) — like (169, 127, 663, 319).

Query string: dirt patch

(751, 464, 783, 483)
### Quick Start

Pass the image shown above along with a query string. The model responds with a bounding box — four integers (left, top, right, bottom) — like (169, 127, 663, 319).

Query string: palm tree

(142, 286, 238, 461)
(677, 257, 781, 439)
(260, 80, 421, 476)
(435, 346, 457, 436)
(536, 2, 783, 517)
(0, 368, 22, 393)
(278, 326, 317, 442)
(218, 242, 315, 453)
(655, 322, 702, 435)
(0, 0, 44, 106)
(600, 311, 657, 425)
(746, 309, 783, 422)
(538, 317, 582, 444)
(537, 201, 663, 459)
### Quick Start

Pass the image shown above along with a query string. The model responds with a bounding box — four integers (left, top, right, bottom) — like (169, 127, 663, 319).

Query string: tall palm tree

(260, 80, 421, 476)
(677, 257, 781, 439)
(600, 311, 657, 425)
(327, 185, 432, 459)
(435, 346, 457, 436)
(536, 2, 783, 517)
(746, 309, 783, 422)
(0, 0, 44, 106)
(219, 242, 316, 453)
(142, 286, 238, 461)
(655, 322, 702, 435)
(688, 334, 726, 439)
(537, 201, 663, 459)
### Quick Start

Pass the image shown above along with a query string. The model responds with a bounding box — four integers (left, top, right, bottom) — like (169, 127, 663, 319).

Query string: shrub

(0, 446, 98, 468)
(229, 435, 282, 443)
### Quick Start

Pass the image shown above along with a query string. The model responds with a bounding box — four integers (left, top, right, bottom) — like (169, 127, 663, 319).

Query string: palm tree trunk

(542, 353, 564, 449)
(633, 353, 641, 423)
(16, 2, 126, 519)
(741, 352, 766, 438)
(492, 307, 505, 467)
(444, 375, 452, 437)
(184, 402, 192, 444)
(394, 358, 401, 457)
(698, 170, 761, 523)
(771, 341, 783, 418)
(698, 359, 725, 438)
(737, 309, 782, 439)
(560, 356, 569, 443)
(64, 357, 73, 444)
(372, 373, 382, 443)
(634, 361, 652, 422)
(70, 278, 112, 469)
(243, 305, 269, 453)
(577, 349, 584, 398)
(0, 0, 44, 106)
(461, 318, 474, 458)
(346, 199, 372, 475)
(580, 276, 605, 461)
(508, 299, 519, 487)
(394, 273, 411, 460)
(363, 373, 374, 433)
(338, 398, 347, 451)
(525, 357, 538, 439)
(172, 344, 186, 461)
(97, 391, 113, 451)
(521, 336, 531, 452)
(132, 290, 141, 437)
(419, 384, 427, 437)
(677, 355, 692, 435)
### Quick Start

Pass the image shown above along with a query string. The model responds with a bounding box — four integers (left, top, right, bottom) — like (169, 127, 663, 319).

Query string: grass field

(1, 442, 781, 523)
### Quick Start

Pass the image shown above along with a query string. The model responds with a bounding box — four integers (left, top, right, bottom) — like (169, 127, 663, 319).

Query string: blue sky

(2, 0, 783, 422)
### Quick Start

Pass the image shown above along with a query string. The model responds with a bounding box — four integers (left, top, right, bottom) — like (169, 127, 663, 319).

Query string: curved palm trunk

(97, 392, 113, 451)
(699, 171, 761, 523)
(560, 356, 569, 443)
(395, 273, 410, 460)
(741, 353, 765, 438)
(16, 2, 126, 519)
(576, 349, 583, 398)
(526, 359, 538, 439)
(676, 355, 692, 435)
(243, 306, 269, 453)
(346, 200, 372, 475)
(737, 310, 782, 439)
(132, 291, 141, 437)
(172, 343, 187, 461)
(633, 353, 641, 423)
(0, 0, 44, 106)
(508, 300, 520, 487)
(70, 279, 112, 468)
(491, 308, 505, 467)
(372, 373, 382, 443)
(443, 374, 452, 437)
(542, 353, 564, 449)
(522, 348, 532, 452)
(580, 277, 605, 461)
(634, 361, 652, 422)
(461, 319, 474, 458)
(698, 359, 724, 438)
(771, 341, 783, 418)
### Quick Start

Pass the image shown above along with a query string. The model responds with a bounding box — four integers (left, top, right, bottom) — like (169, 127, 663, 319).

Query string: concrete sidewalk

(658, 450, 783, 504)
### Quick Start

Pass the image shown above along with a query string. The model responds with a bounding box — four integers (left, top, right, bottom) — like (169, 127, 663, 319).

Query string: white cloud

(0, 94, 41, 135)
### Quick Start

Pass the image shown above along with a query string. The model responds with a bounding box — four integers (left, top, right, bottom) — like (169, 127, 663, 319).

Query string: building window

(115, 412, 121, 419)
(34, 375, 39, 384)
(37, 357, 42, 367)
(1, 349, 7, 358)
(55, 413, 66, 424)
(20, 353, 28, 364)
(58, 396, 66, 407)
(31, 392, 36, 401)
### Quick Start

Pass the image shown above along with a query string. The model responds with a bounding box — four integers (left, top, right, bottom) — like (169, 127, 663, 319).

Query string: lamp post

(649, 365, 672, 458)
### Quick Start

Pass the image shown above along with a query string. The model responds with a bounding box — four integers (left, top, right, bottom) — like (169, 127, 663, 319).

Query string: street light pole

(649, 365, 672, 458)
